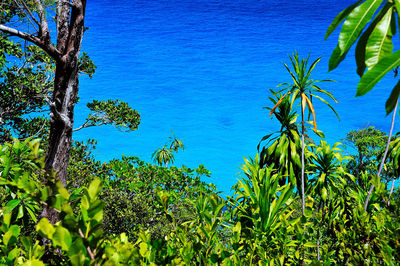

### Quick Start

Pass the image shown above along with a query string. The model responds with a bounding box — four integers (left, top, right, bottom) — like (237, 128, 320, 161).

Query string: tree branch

(0, 24, 40, 43)
(11, 0, 39, 32)
(19, 0, 40, 27)
(72, 120, 106, 132)
(0, 24, 61, 59)
(33, 0, 49, 35)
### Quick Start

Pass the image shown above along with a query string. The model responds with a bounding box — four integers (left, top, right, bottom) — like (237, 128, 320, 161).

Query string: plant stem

(364, 96, 399, 211)
(388, 178, 396, 206)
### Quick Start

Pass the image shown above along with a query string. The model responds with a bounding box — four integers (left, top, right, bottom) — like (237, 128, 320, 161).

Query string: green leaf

(365, 6, 394, 69)
(329, 45, 347, 71)
(322, 187, 328, 202)
(395, 0, 400, 16)
(17, 205, 24, 219)
(88, 178, 102, 201)
(355, 3, 392, 76)
(385, 79, 400, 115)
(52, 226, 72, 251)
(330, 0, 383, 70)
(4, 199, 21, 214)
(357, 49, 400, 96)
(26, 206, 38, 223)
(3, 225, 20, 246)
(3, 212, 12, 228)
(21, 260, 45, 266)
(325, 0, 363, 40)
(36, 218, 55, 238)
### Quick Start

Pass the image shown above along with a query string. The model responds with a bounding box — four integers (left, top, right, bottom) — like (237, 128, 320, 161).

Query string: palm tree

(168, 130, 185, 152)
(269, 52, 339, 215)
(309, 140, 349, 259)
(152, 131, 185, 167)
(259, 90, 303, 188)
(152, 145, 174, 167)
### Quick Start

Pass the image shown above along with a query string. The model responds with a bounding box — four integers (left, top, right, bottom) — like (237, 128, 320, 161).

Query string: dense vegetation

(1, 0, 400, 265)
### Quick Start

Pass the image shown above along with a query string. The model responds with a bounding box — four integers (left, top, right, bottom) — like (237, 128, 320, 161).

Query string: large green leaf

(365, 6, 394, 69)
(329, 45, 347, 71)
(325, 0, 363, 40)
(52, 226, 72, 251)
(395, 0, 400, 17)
(385, 79, 400, 115)
(355, 3, 393, 76)
(356, 50, 400, 96)
(4, 199, 21, 214)
(36, 218, 55, 238)
(330, 0, 383, 70)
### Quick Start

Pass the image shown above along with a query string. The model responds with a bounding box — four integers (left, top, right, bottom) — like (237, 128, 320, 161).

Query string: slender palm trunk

(300, 112, 306, 264)
(317, 228, 320, 260)
(364, 96, 399, 211)
(388, 178, 396, 206)
(301, 113, 305, 215)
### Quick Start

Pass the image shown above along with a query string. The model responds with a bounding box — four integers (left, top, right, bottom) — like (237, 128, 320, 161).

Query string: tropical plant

(308, 140, 350, 259)
(152, 132, 185, 167)
(326, 0, 400, 210)
(152, 145, 175, 167)
(259, 91, 303, 188)
(269, 52, 338, 214)
(229, 154, 308, 264)
(168, 130, 185, 152)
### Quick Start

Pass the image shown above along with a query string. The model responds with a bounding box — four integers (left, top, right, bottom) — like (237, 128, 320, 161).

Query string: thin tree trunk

(364, 96, 399, 211)
(301, 108, 306, 265)
(301, 113, 305, 215)
(388, 178, 396, 206)
(317, 228, 320, 260)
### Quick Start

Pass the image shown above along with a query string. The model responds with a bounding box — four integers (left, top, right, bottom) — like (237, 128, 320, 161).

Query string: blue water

(74, 0, 398, 194)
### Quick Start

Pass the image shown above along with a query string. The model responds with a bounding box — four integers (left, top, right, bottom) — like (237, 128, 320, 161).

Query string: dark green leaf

(365, 6, 394, 69)
(325, 0, 364, 40)
(357, 50, 400, 96)
(385, 79, 400, 115)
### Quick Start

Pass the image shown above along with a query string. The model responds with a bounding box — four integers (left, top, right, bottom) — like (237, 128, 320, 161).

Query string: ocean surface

(74, 0, 398, 195)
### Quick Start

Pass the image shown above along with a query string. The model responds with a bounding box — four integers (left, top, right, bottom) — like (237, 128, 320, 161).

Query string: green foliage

(259, 91, 303, 187)
(101, 155, 215, 241)
(271, 52, 339, 132)
(78, 52, 97, 78)
(0, 36, 52, 143)
(76, 99, 141, 132)
(152, 145, 174, 167)
(326, 0, 400, 114)
(344, 126, 393, 183)
(0, 138, 398, 264)
(152, 132, 185, 166)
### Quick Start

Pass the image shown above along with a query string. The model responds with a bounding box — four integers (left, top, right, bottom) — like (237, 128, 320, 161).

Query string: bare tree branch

(0, 24, 40, 44)
(72, 121, 107, 132)
(33, 0, 49, 35)
(18, 0, 40, 27)
(11, 0, 39, 32)
(0, 24, 61, 59)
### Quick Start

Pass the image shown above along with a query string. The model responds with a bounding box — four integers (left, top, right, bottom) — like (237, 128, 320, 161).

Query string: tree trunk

(0, 0, 86, 186)
(0, 0, 87, 256)
(364, 96, 399, 211)
(45, 55, 81, 186)
(388, 178, 396, 206)
(301, 111, 305, 215)
(42, 1, 86, 224)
